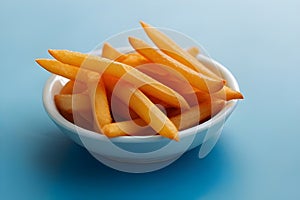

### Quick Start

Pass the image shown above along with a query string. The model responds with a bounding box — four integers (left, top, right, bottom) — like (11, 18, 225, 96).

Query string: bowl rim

(43, 55, 240, 143)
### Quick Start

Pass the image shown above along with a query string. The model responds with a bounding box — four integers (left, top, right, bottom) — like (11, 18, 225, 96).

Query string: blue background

(1, 0, 300, 199)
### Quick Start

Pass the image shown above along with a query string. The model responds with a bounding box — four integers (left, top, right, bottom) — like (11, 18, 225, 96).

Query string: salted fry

(103, 76, 140, 120)
(59, 110, 74, 123)
(48, 49, 189, 109)
(60, 80, 74, 95)
(60, 80, 87, 95)
(105, 75, 172, 119)
(171, 100, 224, 130)
(136, 63, 196, 95)
(104, 78, 179, 140)
(87, 79, 112, 132)
(55, 93, 94, 130)
(110, 97, 140, 120)
(102, 43, 150, 67)
(101, 42, 124, 60)
(102, 100, 225, 138)
(129, 37, 224, 93)
(186, 46, 200, 57)
(184, 86, 243, 104)
(140, 21, 223, 81)
(102, 119, 147, 137)
(117, 53, 150, 67)
(54, 93, 90, 113)
(147, 95, 174, 109)
(212, 86, 244, 101)
(35, 59, 99, 83)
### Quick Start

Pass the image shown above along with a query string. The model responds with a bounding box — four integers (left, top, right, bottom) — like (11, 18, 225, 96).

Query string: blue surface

(1, 0, 300, 199)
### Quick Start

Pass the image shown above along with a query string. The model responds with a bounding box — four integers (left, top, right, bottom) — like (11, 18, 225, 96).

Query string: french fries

(103, 76, 178, 140)
(54, 93, 90, 113)
(186, 85, 244, 104)
(87, 79, 112, 132)
(54, 93, 94, 130)
(103, 75, 178, 140)
(102, 42, 150, 67)
(35, 59, 99, 83)
(212, 86, 244, 101)
(171, 100, 224, 130)
(60, 80, 87, 95)
(101, 42, 124, 60)
(140, 21, 223, 81)
(59, 80, 75, 95)
(102, 100, 225, 137)
(48, 49, 189, 109)
(109, 97, 140, 121)
(117, 53, 150, 67)
(102, 75, 141, 120)
(102, 119, 148, 138)
(134, 62, 196, 96)
(129, 37, 224, 93)
(37, 21, 243, 141)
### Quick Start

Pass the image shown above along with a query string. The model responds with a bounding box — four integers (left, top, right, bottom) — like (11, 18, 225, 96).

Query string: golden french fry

(186, 46, 200, 57)
(101, 42, 124, 60)
(102, 100, 225, 138)
(54, 94, 94, 129)
(136, 63, 196, 96)
(59, 109, 74, 123)
(110, 98, 140, 120)
(103, 76, 140, 120)
(171, 100, 225, 130)
(104, 77, 178, 141)
(48, 49, 189, 109)
(129, 37, 224, 93)
(182, 87, 208, 105)
(87, 79, 112, 132)
(102, 43, 150, 67)
(212, 86, 244, 101)
(184, 86, 244, 105)
(117, 53, 150, 67)
(60, 80, 87, 95)
(140, 21, 223, 81)
(60, 80, 74, 95)
(104, 75, 172, 120)
(36, 59, 104, 130)
(35, 59, 99, 83)
(102, 119, 148, 138)
(147, 95, 175, 109)
(54, 93, 90, 113)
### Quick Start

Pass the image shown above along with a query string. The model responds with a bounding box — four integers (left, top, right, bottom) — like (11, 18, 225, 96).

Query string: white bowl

(42, 55, 240, 173)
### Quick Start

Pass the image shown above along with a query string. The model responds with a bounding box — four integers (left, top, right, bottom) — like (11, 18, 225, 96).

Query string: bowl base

(92, 153, 182, 173)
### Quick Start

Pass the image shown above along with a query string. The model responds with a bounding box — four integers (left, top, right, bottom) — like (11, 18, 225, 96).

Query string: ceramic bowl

(42, 54, 240, 173)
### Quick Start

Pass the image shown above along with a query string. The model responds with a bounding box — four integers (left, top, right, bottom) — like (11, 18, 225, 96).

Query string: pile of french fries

(36, 21, 243, 141)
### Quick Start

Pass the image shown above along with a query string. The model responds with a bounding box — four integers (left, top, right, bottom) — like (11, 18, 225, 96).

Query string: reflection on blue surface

(1, 0, 300, 199)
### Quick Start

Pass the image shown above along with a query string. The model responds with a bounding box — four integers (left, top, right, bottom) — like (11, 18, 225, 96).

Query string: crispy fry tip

(128, 36, 134, 42)
(35, 58, 47, 66)
(35, 58, 41, 64)
(48, 49, 61, 59)
(128, 37, 140, 47)
(173, 135, 180, 141)
(237, 92, 244, 99)
(48, 49, 55, 56)
(139, 20, 149, 28)
(103, 42, 110, 46)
